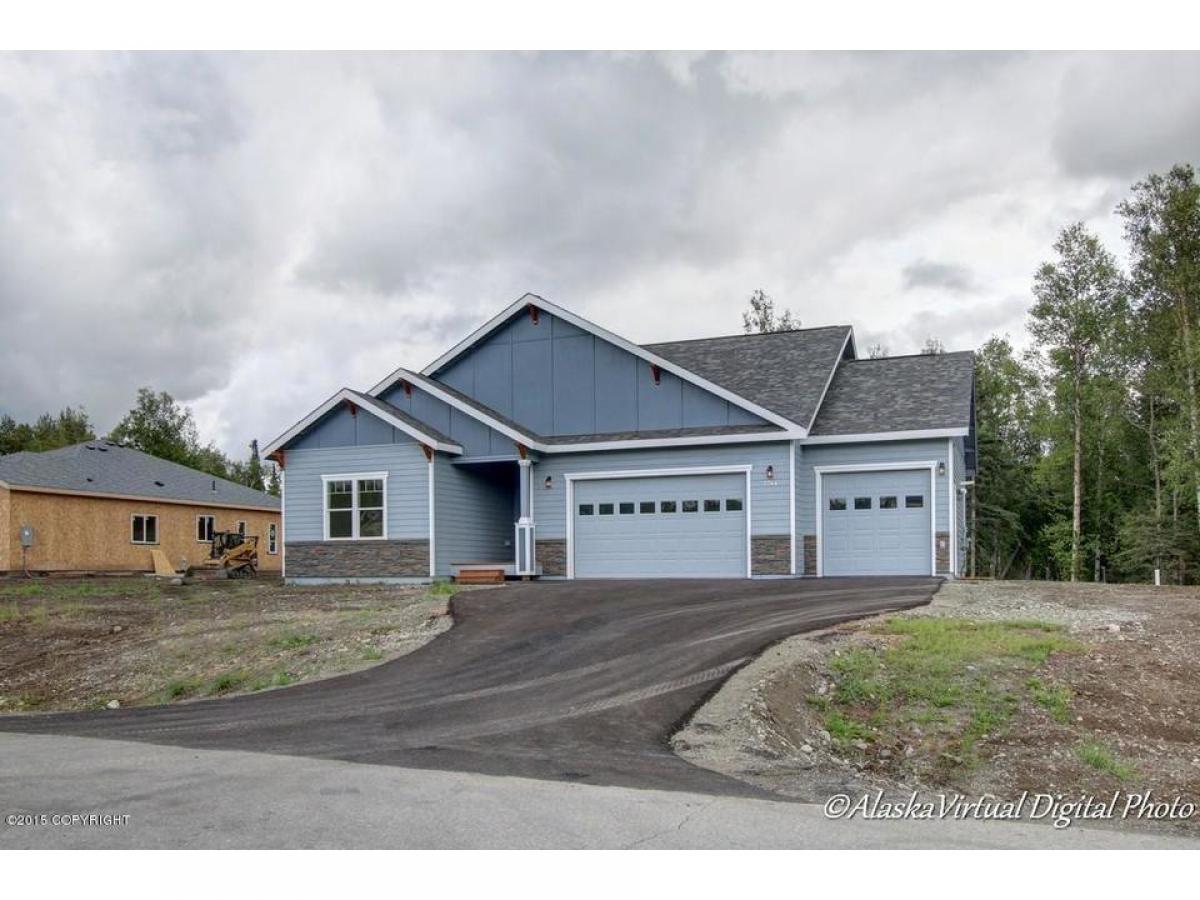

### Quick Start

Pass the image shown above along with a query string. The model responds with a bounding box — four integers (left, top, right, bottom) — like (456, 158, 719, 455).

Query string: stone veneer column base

(802, 534, 817, 575)
(285, 540, 430, 579)
(536, 539, 566, 576)
(935, 531, 951, 574)
(751, 534, 791, 576)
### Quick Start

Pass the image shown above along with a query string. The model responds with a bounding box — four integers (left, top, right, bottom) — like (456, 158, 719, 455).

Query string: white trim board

(801, 427, 968, 445)
(813, 461, 938, 577)
(564, 464, 754, 579)
(382, 293, 806, 435)
(427, 456, 436, 580)
(263, 388, 463, 458)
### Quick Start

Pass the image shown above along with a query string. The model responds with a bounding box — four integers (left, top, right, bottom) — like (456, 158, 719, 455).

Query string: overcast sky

(2, 51, 1199, 457)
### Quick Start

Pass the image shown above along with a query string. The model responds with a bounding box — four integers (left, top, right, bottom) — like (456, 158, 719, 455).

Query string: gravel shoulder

(673, 580, 1200, 837)
(0, 576, 469, 713)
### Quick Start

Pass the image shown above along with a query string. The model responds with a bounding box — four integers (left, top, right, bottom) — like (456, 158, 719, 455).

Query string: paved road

(5, 733, 1195, 849)
(0, 578, 938, 794)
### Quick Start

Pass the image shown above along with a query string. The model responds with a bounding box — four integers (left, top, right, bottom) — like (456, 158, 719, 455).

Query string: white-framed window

(131, 514, 158, 545)
(268, 522, 278, 554)
(197, 515, 215, 542)
(322, 472, 387, 540)
(236, 520, 247, 536)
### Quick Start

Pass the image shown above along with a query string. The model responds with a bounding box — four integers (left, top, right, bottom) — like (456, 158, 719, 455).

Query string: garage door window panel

(681, 500, 699, 513)
(854, 497, 872, 510)
(880, 496, 897, 509)
(703, 499, 720, 512)
(660, 501, 677, 513)
(829, 497, 847, 511)
(725, 498, 743, 511)
(639, 501, 655, 514)
(619, 502, 635, 515)
(905, 495, 925, 509)
(598, 503, 614, 515)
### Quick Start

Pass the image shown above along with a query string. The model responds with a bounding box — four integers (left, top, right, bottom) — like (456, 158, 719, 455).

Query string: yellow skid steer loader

(201, 531, 260, 578)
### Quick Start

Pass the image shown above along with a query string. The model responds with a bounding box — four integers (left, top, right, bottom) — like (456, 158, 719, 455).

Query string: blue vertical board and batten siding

(282, 443, 430, 543)
(377, 381, 517, 458)
(289, 404, 414, 450)
(431, 310, 768, 436)
(433, 458, 514, 575)
(531, 442, 792, 539)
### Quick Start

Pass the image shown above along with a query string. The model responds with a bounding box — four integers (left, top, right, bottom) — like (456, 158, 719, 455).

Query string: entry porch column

(515, 456, 537, 576)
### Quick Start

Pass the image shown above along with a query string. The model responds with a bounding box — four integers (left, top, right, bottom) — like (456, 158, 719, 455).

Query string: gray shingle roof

(643, 326, 853, 429)
(343, 388, 459, 447)
(0, 441, 280, 510)
(809, 351, 975, 436)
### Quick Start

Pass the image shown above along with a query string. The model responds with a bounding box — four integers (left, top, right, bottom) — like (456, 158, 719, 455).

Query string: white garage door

(821, 469, 932, 576)
(572, 472, 747, 578)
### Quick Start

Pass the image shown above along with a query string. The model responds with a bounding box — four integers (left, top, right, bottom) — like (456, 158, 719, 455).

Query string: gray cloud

(901, 260, 977, 294)
(0, 52, 1195, 455)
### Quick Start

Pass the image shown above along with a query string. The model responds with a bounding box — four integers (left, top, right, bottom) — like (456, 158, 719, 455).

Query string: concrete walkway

(2, 734, 1194, 849)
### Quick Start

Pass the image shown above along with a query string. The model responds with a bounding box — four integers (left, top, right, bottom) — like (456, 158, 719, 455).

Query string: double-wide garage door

(821, 469, 932, 576)
(573, 473, 747, 578)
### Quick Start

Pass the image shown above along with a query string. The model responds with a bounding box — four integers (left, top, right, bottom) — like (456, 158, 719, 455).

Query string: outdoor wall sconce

(937, 461, 946, 476)
(544, 476, 553, 489)
(765, 465, 775, 481)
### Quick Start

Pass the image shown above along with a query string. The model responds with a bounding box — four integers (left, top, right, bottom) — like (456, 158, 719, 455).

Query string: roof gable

(396, 293, 804, 434)
(0, 441, 280, 510)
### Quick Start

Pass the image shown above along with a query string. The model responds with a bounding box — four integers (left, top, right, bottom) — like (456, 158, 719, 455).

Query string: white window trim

(197, 514, 215, 543)
(564, 465, 753, 579)
(321, 472, 389, 541)
(813, 461, 938, 577)
(267, 522, 278, 555)
(130, 513, 159, 546)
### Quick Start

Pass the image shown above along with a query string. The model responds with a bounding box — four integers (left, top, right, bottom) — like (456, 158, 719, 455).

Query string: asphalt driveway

(0, 577, 938, 795)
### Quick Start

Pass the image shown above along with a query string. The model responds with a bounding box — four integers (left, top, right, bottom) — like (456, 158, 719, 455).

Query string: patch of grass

(427, 580, 458, 597)
(160, 677, 203, 702)
(361, 646, 384, 661)
(204, 670, 250, 696)
(267, 632, 321, 650)
(249, 671, 297, 691)
(1076, 741, 1135, 780)
(1027, 676, 1073, 724)
(2, 583, 46, 598)
(0, 602, 21, 623)
(818, 617, 1080, 770)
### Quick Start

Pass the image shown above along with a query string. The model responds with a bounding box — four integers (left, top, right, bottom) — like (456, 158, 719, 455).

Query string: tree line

(0, 388, 279, 496)
(974, 164, 1200, 583)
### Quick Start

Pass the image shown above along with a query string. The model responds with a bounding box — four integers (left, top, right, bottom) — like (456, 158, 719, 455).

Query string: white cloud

(1, 52, 1197, 456)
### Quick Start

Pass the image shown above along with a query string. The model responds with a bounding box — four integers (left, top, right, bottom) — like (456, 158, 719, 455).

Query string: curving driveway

(0, 577, 939, 795)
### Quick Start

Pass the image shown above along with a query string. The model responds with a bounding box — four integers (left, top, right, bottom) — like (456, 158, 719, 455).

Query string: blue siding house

(265, 294, 976, 582)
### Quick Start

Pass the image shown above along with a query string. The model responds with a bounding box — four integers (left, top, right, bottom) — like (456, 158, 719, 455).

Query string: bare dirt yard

(0, 576, 464, 713)
(674, 581, 1200, 836)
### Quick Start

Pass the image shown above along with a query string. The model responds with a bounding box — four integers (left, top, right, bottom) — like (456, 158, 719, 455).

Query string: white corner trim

(564, 464, 754, 579)
(404, 293, 807, 434)
(320, 471, 389, 542)
(427, 456, 436, 579)
(789, 442, 797, 576)
(263, 388, 463, 458)
(812, 461, 938, 577)
(801, 427, 968, 445)
(805, 328, 855, 432)
(280, 469, 286, 578)
(948, 437, 956, 578)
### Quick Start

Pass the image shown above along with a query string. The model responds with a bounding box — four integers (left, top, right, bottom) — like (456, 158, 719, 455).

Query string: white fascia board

(263, 388, 463, 457)
(801, 427, 968, 445)
(409, 293, 807, 435)
(805, 328, 855, 432)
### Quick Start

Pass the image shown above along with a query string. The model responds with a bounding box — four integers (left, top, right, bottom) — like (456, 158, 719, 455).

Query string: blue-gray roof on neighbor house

(0, 441, 280, 510)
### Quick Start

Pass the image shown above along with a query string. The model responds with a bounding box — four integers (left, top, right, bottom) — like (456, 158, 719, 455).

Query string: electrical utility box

(19, 525, 34, 547)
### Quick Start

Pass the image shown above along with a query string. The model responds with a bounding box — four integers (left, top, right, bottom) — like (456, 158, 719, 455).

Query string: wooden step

(454, 569, 505, 585)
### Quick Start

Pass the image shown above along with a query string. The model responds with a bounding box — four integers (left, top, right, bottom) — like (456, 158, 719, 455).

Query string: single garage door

(821, 469, 931, 576)
(573, 472, 747, 578)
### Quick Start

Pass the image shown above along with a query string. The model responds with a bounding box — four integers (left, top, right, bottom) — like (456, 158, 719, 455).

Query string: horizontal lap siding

(434, 459, 514, 575)
(531, 442, 791, 539)
(796, 439, 951, 560)
(283, 444, 430, 542)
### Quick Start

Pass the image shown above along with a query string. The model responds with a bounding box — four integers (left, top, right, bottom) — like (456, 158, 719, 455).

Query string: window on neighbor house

(197, 515, 215, 542)
(268, 523, 278, 554)
(131, 514, 158, 545)
(325, 475, 387, 540)
(236, 521, 247, 536)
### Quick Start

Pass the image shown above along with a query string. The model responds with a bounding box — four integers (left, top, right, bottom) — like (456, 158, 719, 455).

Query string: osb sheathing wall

(2, 489, 281, 574)
(0, 486, 10, 572)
